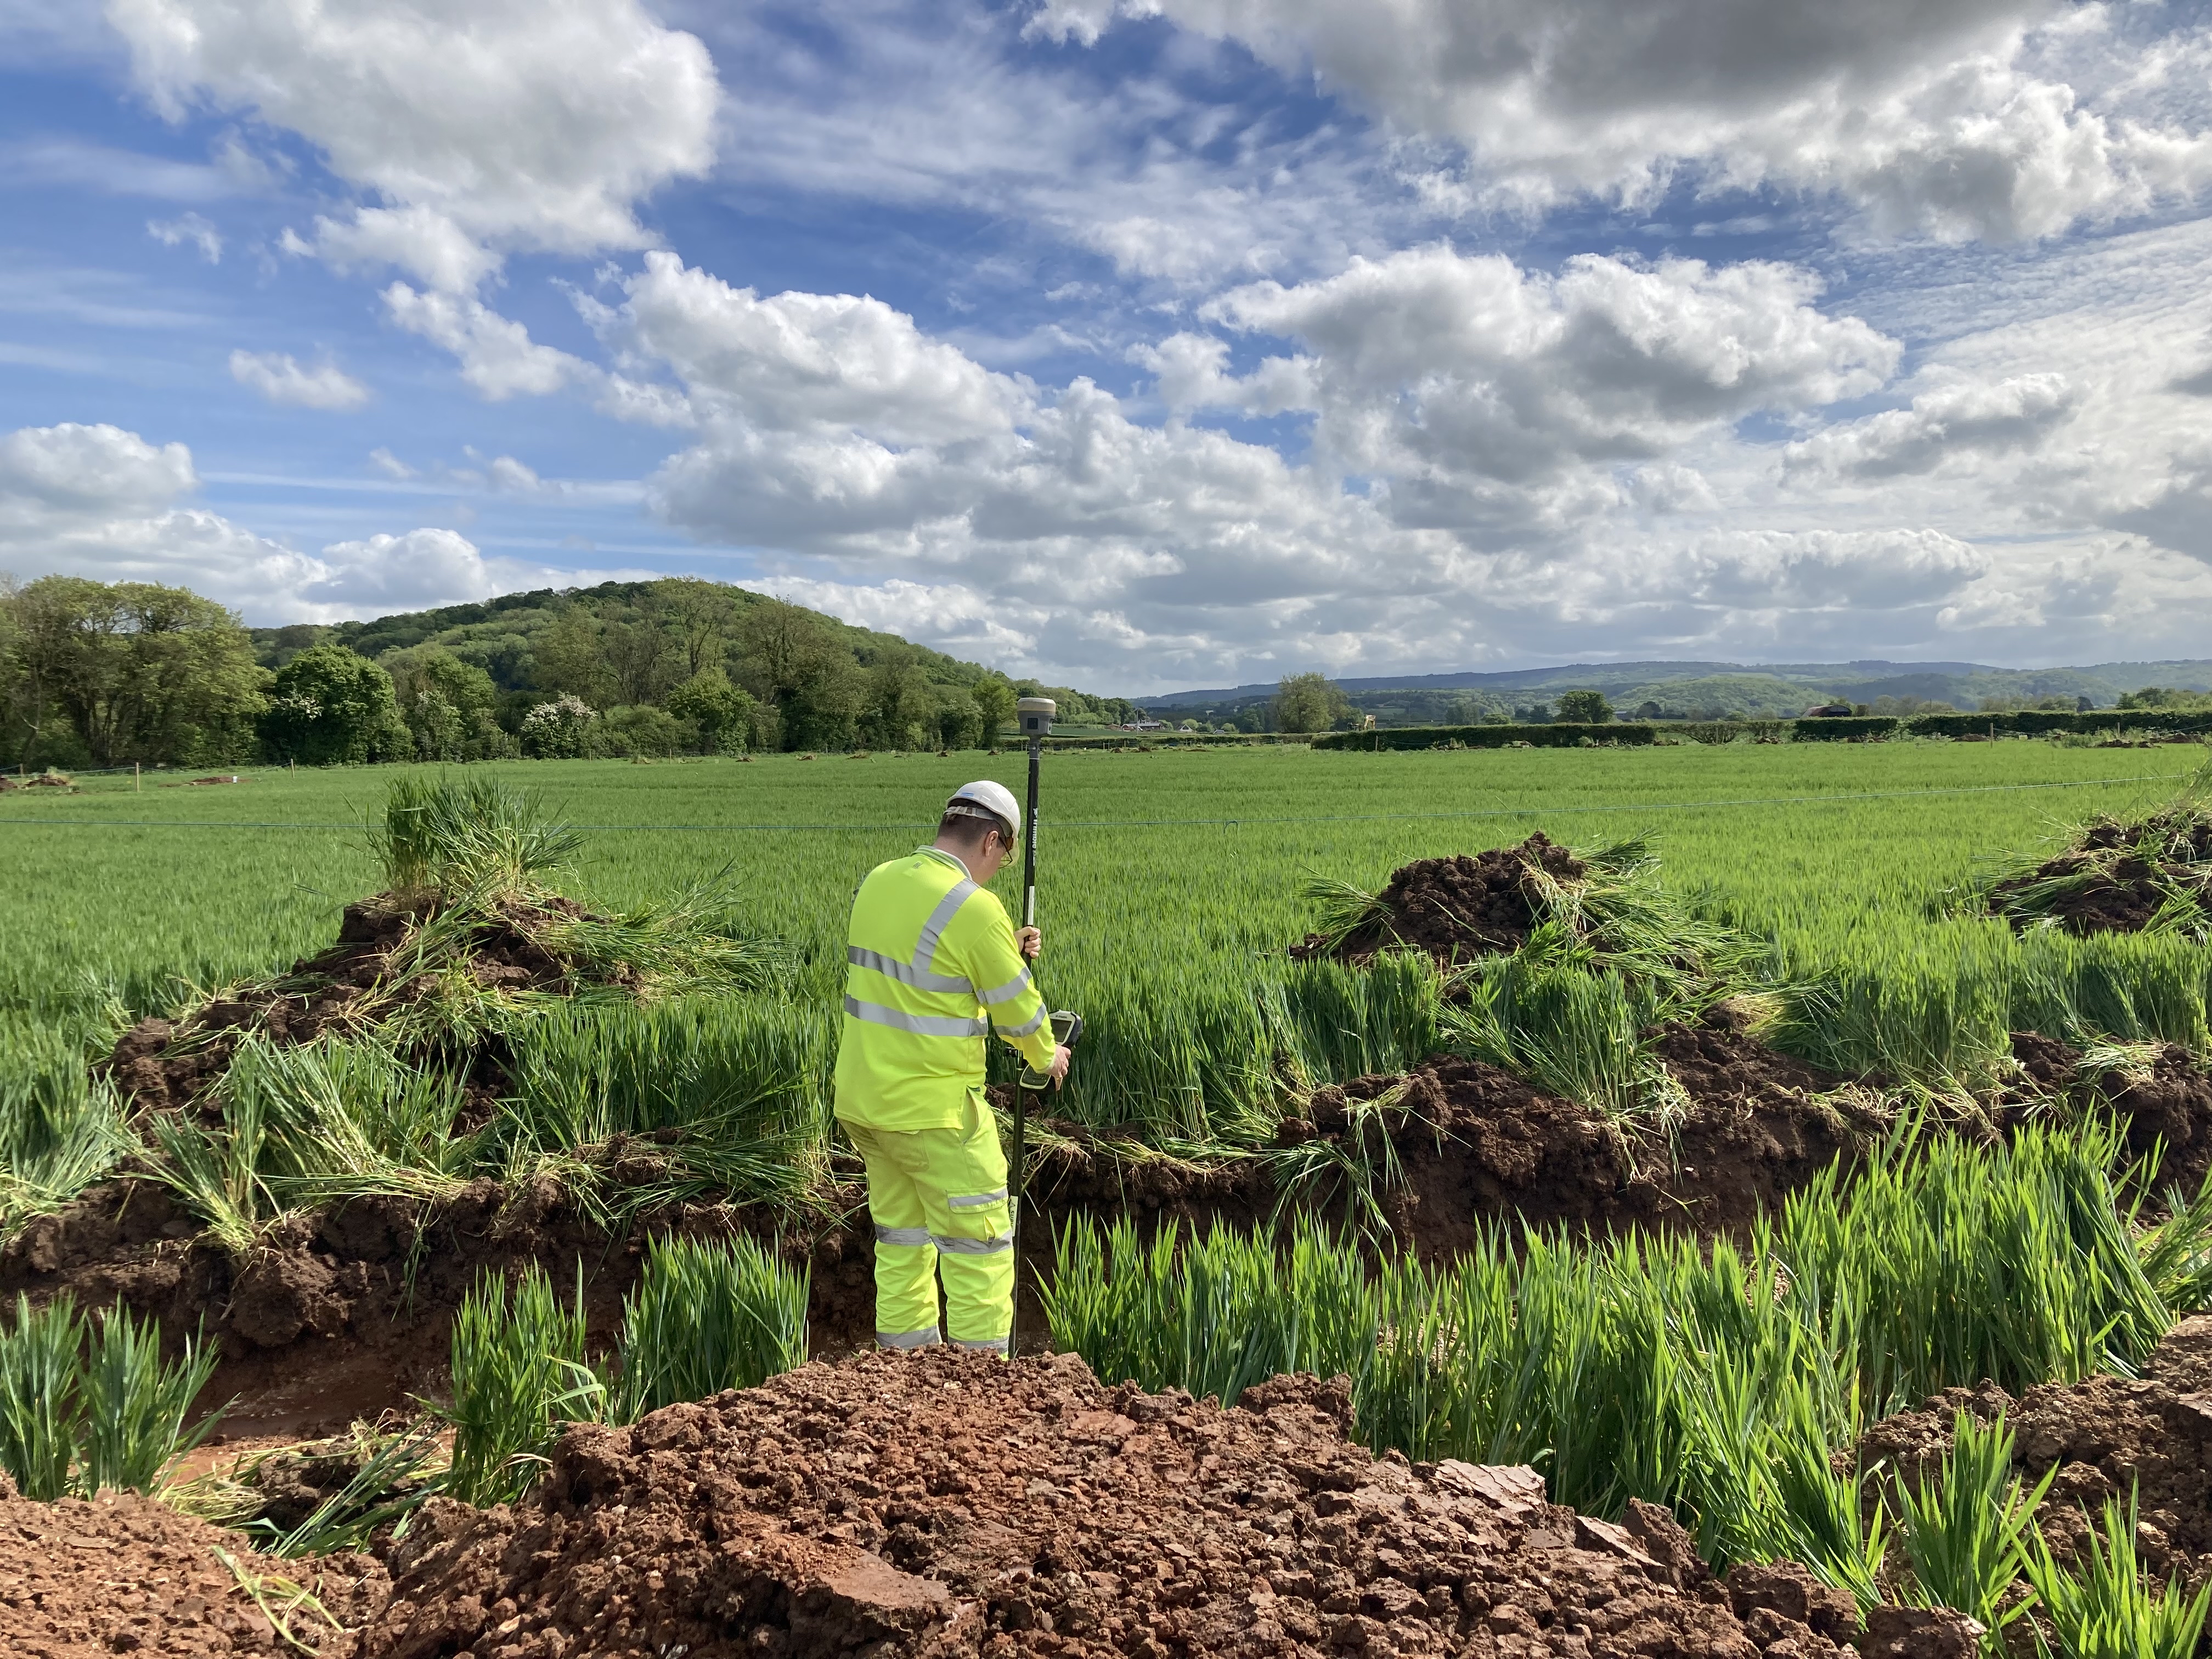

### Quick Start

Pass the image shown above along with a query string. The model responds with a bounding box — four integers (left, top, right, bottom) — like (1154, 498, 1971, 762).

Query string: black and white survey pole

(1018, 698, 1051, 933)
(1009, 696, 1055, 1354)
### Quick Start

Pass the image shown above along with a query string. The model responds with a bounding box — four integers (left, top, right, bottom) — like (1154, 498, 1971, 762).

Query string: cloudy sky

(3, 0, 2209, 692)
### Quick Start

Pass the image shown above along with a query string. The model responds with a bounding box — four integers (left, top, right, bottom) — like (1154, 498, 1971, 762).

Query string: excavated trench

(10, 833, 2212, 1654)
(11, 1020, 2208, 1448)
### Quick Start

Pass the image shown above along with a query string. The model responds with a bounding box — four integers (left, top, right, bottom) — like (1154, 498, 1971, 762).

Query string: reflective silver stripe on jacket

(847, 944, 974, 995)
(877, 1327, 942, 1350)
(874, 1223, 933, 1247)
(995, 1003, 1047, 1039)
(933, 1231, 1015, 1255)
(843, 996, 989, 1039)
(947, 1188, 1007, 1210)
(911, 878, 978, 969)
(976, 967, 1033, 1006)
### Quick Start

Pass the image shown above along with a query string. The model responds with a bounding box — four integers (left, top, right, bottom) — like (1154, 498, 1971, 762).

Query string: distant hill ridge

(1142, 659, 2212, 727)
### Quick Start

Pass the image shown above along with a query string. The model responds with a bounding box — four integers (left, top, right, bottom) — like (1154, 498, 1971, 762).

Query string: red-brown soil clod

(1855, 1315, 2212, 1606)
(0, 1474, 386, 1656)
(330, 1348, 1902, 1659)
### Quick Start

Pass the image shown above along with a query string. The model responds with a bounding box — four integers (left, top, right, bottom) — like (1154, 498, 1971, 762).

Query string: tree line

(0, 574, 1139, 769)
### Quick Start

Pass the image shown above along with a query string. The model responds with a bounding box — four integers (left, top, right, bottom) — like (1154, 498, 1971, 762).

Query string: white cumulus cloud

(297, 527, 498, 610)
(106, 0, 721, 286)
(1194, 247, 1897, 537)
(1783, 371, 2079, 479)
(1032, 0, 2212, 240)
(382, 285, 587, 400)
(0, 421, 588, 620)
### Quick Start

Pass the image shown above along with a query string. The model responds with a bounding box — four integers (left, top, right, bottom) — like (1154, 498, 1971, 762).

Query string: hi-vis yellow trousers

(841, 1090, 1014, 1353)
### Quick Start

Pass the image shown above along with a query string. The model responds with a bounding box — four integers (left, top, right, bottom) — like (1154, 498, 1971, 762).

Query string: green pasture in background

(1, 741, 2194, 1002)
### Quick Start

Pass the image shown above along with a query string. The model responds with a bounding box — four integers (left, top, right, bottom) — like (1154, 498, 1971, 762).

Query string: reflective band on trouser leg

(843, 1120, 942, 1348)
(949, 1334, 1008, 1354)
(919, 1093, 1014, 1353)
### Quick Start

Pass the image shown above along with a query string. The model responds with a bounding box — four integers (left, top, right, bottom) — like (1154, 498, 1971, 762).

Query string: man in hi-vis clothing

(834, 780, 1071, 1355)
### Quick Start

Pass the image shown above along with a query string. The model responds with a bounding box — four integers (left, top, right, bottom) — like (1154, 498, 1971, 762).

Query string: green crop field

(4, 740, 2204, 1087)
(9, 736, 2212, 1635)
(1, 741, 2195, 979)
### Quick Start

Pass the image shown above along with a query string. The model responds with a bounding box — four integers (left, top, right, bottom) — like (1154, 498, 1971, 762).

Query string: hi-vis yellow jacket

(833, 847, 1056, 1132)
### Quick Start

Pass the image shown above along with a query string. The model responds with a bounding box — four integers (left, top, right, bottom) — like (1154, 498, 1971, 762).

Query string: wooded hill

(1, 574, 1135, 770)
(251, 579, 1136, 748)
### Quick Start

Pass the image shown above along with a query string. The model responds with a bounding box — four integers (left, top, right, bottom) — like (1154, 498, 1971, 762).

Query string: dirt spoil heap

(1282, 1023, 1871, 1248)
(1298, 836, 1584, 964)
(102, 891, 612, 1114)
(336, 1346, 1929, 1659)
(0, 1475, 384, 1656)
(1986, 805, 2212, 937)
(0, 1176, 877, 1433)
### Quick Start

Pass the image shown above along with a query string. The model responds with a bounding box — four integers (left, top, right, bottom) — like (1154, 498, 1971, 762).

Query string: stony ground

(1858, 1314, 2212, 1602)
(0, 1475, 385, 1657)
(327, 1348, 1974, 1659)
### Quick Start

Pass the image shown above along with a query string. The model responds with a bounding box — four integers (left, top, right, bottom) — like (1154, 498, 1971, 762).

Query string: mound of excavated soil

(1017, 1018, 1870, 1252)
(2006, 1032, 2212, 1198)
(29, 1018, 2209, 1435)
(1304, 1032, 1877, 1250)
(1295, 836, 1585, 964)
(1855, 1315, 2212, 1601)
(101, 893, 605, 1114)
(1986, 812, 2212, 938)
(334, 1347, 1943, 1659)
(0, 1476, 386, 1656)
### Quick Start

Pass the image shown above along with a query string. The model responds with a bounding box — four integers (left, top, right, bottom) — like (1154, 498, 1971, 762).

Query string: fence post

(134, 761, 140, 792)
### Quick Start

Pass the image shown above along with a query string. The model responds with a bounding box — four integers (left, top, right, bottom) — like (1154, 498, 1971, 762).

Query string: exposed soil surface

(1300, 1026, 1877, 1250)
(25, 1013, 2212, 1439)
(101, 892, 607, 1114)
(2006, 1032, 2212, 1197)
(1985, 810, 2212, 937)
(1018, 1016, 1871, 1253)
(1855, 1315, 2212, 1602)
(331, 1347, 1956, 1659)
(0, 1177, 881, 1440)
(0, 1475, 386, 1656)
(1294, 836, 1584, 964)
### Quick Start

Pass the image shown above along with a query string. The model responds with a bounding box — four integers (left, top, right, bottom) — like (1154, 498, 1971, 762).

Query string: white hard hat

(945, 779, 1020, 842)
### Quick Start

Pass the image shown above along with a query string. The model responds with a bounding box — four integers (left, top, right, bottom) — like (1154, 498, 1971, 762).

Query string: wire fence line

(0, 772, 2186, 835)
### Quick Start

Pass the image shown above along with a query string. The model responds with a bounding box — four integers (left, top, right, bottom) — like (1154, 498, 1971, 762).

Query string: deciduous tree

(1554, 689, 1614, 724)
(665, 667, 759, 753)
(385, 646, 509, 760)
(3, 575, 265, 766)
(1273, 672, 1351, 735)
(970, 674, 1015, 743)
(259, 644, 411, 765)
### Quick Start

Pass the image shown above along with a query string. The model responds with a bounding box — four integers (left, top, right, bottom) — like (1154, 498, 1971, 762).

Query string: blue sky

(3, 0, 2209, 694)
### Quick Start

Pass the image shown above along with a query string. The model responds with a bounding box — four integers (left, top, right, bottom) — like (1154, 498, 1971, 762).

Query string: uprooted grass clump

(72, 777, 832, 1243)
(1985, 769, 2212, 940)
(105, 775, 791, 1118)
